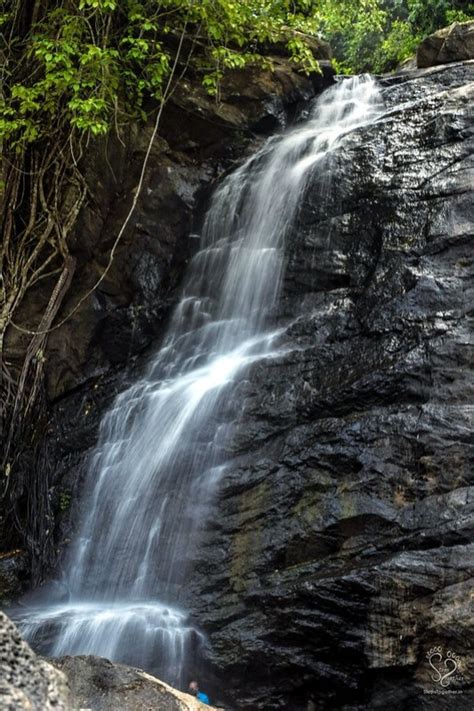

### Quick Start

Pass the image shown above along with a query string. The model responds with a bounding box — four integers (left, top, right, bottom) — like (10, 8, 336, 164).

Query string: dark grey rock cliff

(3, 55, 472, 711)
(185, 61, 474, 709)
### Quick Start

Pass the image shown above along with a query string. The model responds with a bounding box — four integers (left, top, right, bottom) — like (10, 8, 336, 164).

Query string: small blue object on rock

(197, 690, 210, 704)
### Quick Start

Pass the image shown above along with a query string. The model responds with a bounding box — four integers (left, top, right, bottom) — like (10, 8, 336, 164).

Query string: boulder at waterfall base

(50, 655, 213, 711)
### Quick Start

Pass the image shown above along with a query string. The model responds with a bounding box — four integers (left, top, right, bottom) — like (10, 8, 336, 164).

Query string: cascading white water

(18, 76, 382, 687)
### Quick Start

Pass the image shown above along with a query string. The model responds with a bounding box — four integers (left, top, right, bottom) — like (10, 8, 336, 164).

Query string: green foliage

(1, 0, 322, 149)
(372, 18, 420, 72)
(4, 0, 470, 148)
(318, 0, 474, 73)
(316, 0, 387, 74)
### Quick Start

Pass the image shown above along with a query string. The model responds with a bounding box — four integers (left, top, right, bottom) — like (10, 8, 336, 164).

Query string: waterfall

(18, 76, 382, 687)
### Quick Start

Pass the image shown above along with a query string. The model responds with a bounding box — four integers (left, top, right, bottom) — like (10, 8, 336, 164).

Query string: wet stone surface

(2, 56, 334, 584)
(186, 62, 474, 709)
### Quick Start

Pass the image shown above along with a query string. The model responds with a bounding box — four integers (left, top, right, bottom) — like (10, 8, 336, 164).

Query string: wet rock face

(0, 612, 70, 710)
(4, 56, 333, 406)
(417, 22, 474, 68)
(2, 58, 333, 574)
(42, 59, 318, 400)
(43, 57, 332, 402)
(0, 552, 27, 606)
(186, 62, 474, 709)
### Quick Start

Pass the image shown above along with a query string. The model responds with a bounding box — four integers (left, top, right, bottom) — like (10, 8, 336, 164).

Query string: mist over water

(18, 76, 382, 687)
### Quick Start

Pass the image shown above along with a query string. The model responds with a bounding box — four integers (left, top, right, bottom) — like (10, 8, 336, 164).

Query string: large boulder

(50, 655, 213, 711)
(0, 611, 70, 710)
(417, 21, 474, 67)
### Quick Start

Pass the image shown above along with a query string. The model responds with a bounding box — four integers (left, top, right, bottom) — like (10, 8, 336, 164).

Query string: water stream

(18, 76, 382, 687)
